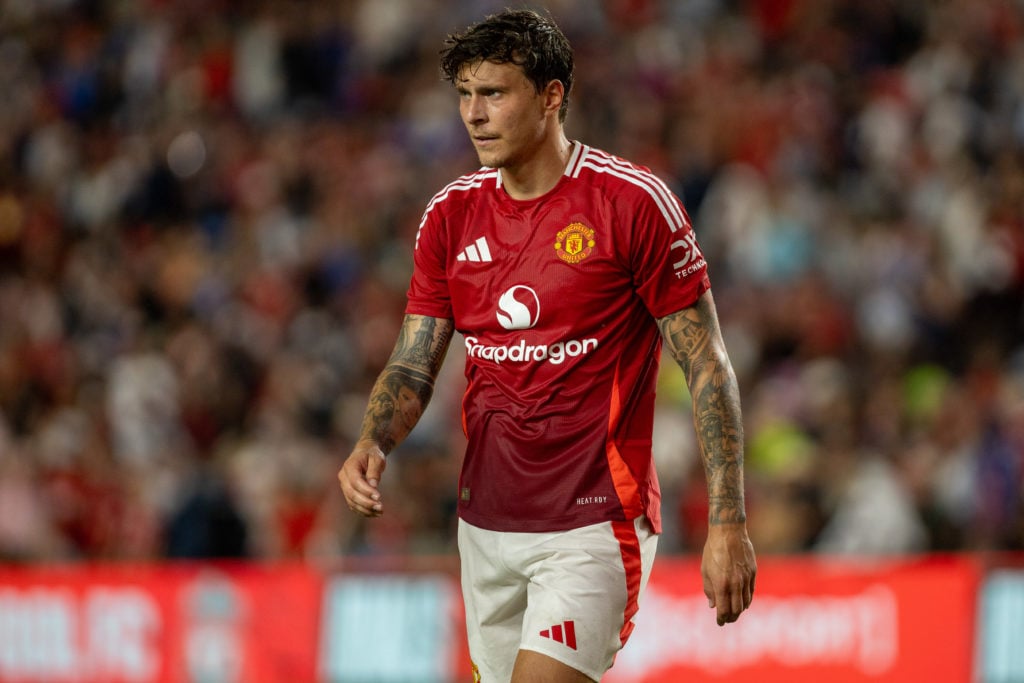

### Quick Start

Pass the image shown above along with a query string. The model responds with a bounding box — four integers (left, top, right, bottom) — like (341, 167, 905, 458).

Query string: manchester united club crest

(554, 223, 595, 264)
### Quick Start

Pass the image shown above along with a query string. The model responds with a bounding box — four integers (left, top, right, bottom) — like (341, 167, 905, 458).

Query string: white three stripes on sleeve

(415, 170, 498, 250)
(576, 149, 689, 233)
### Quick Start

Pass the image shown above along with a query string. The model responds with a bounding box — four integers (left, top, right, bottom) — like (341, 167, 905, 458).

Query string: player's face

(456, 60, 549, 170)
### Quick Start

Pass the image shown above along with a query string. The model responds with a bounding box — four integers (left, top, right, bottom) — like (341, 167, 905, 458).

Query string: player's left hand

(701, 523, 756, 626)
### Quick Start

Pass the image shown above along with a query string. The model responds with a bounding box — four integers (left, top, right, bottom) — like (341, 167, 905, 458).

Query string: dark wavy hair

(439, 8, 574, 122)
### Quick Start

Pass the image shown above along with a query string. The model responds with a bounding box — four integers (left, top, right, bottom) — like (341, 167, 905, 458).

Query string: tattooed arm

(658, 290, 756, 626)
(339, 314, 454, 517)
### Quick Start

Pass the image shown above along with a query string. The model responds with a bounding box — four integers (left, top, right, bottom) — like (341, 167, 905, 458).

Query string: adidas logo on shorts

(539, 620, 577, 650)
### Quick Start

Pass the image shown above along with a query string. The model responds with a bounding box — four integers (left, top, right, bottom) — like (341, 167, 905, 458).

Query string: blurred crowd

(0, 0, 1021, 563)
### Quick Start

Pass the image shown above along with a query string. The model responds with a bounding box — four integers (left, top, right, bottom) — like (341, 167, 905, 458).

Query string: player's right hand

(338, 442, 387, 517)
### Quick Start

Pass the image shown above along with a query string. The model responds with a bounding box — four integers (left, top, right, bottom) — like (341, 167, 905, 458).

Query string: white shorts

(458, 516, 658, 682)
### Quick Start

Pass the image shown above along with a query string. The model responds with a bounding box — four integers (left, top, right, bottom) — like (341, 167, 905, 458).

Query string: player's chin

(473, 148, 505, 168)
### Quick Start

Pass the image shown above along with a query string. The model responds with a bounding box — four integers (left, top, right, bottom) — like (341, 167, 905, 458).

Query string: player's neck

(499, 134, 574, 201)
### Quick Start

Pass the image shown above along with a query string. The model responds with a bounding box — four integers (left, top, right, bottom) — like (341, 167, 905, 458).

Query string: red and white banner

(0, 554, 987, 682)
(0, 563, 321, 683)
(607, 555, 980, 683)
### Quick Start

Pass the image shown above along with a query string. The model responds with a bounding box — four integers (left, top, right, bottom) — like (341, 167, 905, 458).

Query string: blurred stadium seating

(0, 0, 1021, 568)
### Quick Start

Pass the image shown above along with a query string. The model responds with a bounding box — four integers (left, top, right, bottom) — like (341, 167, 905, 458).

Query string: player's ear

(543, 79, 565, 116)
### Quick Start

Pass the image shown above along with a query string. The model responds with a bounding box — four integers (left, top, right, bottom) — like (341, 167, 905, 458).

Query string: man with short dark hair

(339, 9, 756, 681)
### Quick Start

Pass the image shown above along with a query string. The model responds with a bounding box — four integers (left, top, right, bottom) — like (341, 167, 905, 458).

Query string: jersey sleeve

(405, 205, 453, 319)
(628, 187, 711, 319)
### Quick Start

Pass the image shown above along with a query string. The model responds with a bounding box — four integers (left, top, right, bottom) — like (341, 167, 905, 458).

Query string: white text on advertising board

(0, 587, 160, 681)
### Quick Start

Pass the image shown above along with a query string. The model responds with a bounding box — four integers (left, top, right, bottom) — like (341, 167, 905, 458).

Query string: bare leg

(510, 649, 596, 683)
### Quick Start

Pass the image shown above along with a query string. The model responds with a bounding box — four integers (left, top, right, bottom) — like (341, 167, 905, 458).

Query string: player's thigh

(511, 648, 595, 683)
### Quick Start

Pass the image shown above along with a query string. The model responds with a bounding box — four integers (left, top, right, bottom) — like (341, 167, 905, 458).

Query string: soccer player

(338, 8, 756, 682)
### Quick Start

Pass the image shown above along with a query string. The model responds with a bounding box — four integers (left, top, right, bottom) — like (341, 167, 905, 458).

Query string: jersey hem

(404, 302, 453, 319)
(458, 508, 632, 533)
(646, 275, 711, 320)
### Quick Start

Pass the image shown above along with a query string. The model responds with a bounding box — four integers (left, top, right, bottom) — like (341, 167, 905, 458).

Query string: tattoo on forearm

(659, 296, 746, 525)
(359, 315, 454, 453)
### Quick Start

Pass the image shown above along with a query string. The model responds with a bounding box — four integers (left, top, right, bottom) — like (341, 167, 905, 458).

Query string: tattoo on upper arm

(658, 296, 747, 525)
(359, 315, 454, 453)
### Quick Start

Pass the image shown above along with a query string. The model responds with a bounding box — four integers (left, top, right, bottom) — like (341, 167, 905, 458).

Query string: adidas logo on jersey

(456, 236, 492, 263)
(539, 620, 577, 650)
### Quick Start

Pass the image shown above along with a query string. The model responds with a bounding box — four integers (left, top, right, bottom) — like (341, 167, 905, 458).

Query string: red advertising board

(606, 555, 980, 683)
(0, 563, 322, 683)
(0, 554, 985, 682)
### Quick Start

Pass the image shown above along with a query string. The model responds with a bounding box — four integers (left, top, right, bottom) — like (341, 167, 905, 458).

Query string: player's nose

(462, 95, 487, 124)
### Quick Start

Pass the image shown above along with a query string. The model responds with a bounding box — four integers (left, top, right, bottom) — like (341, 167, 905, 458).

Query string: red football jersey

(406, 144, 710, 533)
